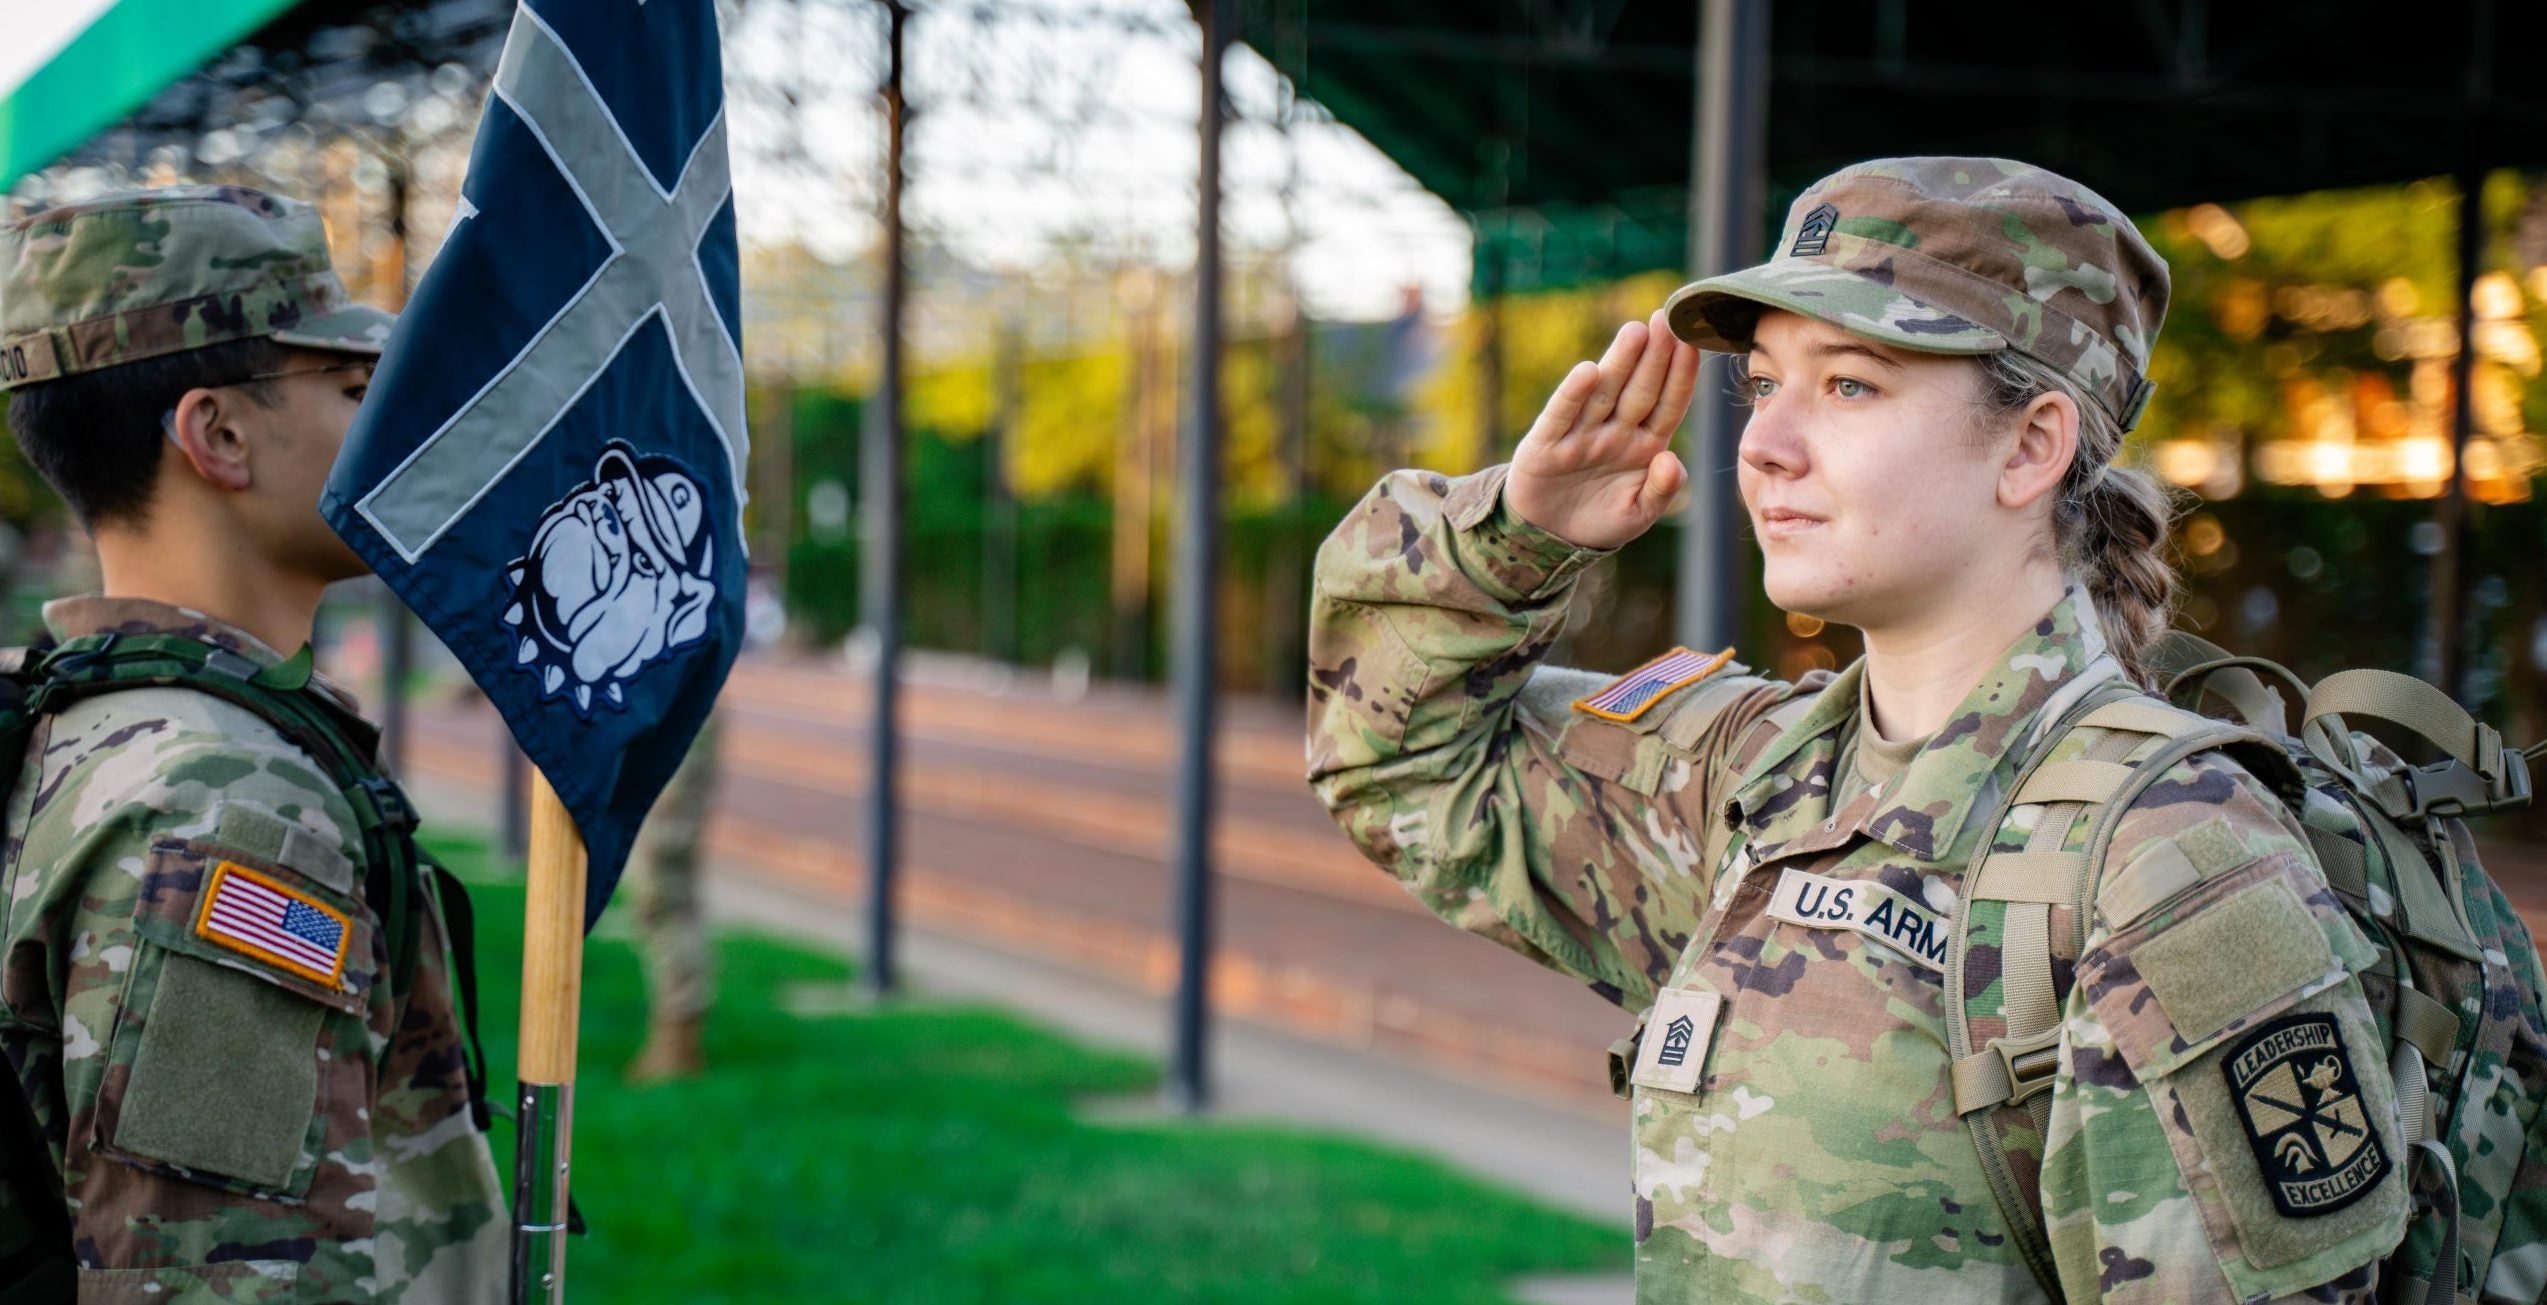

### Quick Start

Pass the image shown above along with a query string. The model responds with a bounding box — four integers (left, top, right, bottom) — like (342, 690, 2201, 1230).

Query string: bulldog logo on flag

(505, 441, 719, 717)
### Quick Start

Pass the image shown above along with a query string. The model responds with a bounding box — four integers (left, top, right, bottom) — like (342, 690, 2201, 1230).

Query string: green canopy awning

(0, 0, 302, 191)
(1230, 1, 2547, 294)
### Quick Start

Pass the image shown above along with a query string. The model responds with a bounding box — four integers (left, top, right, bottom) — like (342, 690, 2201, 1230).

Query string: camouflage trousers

(630, 716, 719, 1022)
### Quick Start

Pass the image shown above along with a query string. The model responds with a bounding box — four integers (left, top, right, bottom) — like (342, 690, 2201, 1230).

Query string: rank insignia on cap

(1790, 203, 1838, 257)
(2222, 1013, 2389, 1218)
(1573, 646, 1735, 723)
(195, 861, 353, 989)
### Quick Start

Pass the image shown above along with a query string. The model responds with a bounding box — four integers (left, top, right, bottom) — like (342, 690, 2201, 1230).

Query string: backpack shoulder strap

(1945, 683, 2272, 1294)
(13, 633, 496, 1216)
(31, 632, 422, 993)
(0, 647, 74, 1301)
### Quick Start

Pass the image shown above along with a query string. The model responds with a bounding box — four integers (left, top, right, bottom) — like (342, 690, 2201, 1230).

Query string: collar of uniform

(41, 593, 367, 717)
(1723, 657, 1865, 853)
(1857, 584, 2111, 861)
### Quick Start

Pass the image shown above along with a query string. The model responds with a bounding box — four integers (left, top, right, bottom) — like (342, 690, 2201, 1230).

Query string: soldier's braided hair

(1973, 350, 2181, 689)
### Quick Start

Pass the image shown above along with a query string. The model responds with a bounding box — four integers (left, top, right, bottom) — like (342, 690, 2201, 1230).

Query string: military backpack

(1948, 634, 2547, 1304)
(0, 630, 493, 1301)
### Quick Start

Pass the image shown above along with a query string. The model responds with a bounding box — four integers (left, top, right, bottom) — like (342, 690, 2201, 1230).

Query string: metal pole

(2425, 0, 2493, 698)
(2424, 162, 2482, 693)
(1168, 0, 1228, 1114)
(862, 0, 908, 998)
(1675, 0, 1770, 653)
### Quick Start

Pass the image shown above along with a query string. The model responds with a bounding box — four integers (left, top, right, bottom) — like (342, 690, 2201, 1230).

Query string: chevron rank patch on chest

(2223, 1013, 2390, 1218)
(195, 861, 354, 989)
(1572, 646, 1735, 723)
(1631, 986, 1723, 1094)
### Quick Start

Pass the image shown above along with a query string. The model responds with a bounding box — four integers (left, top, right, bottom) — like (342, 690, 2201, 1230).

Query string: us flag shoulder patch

(1572, 646, 1735, 723)
(194, 861, 353, 989)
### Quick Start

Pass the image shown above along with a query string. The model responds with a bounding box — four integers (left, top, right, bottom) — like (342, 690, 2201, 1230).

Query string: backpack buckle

(357, 776, 421, 833)
(1992, 1025, 2063, 1108)
(2384, 751, 2529, 822)
(1955, 1023, 2065, 1115)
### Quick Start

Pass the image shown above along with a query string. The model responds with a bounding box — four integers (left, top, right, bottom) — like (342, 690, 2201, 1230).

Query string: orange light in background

(2214, 278, 2270, 340)
(2185, 203, 2252, 259)
(1784, 612, 1825, 638)
(2154, 440, 2218, 487)
(1777, 643, 1837, 682)
(2473, 272, 2525, 320)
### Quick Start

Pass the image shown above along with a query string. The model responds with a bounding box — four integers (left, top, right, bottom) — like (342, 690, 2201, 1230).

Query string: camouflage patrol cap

(1664, 157, 2168, 431)
(0, 185, 392, 392)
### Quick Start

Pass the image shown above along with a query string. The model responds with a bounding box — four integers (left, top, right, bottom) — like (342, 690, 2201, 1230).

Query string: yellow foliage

(1415, 271, 1685, 473)
(1009, 349, 1127, 499)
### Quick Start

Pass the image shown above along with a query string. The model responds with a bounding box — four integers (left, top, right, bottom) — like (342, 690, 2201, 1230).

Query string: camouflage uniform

(631, 712, 718, 1024)
(0, 190, 503, 1301)
(1306, 159, 2415, 1303)
(0, 599, 506, 1302)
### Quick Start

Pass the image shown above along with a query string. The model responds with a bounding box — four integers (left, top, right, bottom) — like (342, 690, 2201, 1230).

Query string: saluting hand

(1505, 308, 1701, 552)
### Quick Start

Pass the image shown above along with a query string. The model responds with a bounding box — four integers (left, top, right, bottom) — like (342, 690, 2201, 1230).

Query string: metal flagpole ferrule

(510, 1080, 574, 1303)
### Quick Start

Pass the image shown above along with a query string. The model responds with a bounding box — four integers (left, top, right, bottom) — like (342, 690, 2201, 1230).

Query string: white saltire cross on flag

(352, 3, 747, 564)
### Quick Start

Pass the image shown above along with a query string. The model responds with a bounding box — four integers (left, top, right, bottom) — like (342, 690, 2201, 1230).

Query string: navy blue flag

(323, 0, 743, 928)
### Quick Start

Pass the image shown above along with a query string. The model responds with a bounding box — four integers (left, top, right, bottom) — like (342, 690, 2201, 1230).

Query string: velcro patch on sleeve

(1572, 646, 1735, 723)
(194, 861, 354, 990)
(2222, 1012, 2390, 1218)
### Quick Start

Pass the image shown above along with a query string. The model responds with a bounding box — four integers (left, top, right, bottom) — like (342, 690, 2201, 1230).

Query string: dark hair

(1971, 350, 2181, 688)
(3, 336, 284, 526)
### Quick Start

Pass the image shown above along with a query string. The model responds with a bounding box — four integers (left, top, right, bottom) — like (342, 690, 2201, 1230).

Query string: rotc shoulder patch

(2222, 1012, 2390, 1218)
(1572, 646, 1734, 723)
(195, 861, 354, 989)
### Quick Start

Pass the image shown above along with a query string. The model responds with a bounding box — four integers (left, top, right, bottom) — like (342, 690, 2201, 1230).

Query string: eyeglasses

(160, 358, 376, 440)
(233, 359, 375, 387)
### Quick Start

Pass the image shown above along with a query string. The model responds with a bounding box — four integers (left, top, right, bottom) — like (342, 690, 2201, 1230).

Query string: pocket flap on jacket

(2079, 854, 2359, 1082)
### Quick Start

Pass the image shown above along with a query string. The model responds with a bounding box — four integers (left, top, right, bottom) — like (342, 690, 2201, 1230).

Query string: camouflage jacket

(0, 597, 504, 1303)
(1307, 465, 2412, 1304)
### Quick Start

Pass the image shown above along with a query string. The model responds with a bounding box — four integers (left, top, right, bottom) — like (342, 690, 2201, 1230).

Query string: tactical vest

(0, 631, 492, 1300)
(1947, 636, 2543, 1304)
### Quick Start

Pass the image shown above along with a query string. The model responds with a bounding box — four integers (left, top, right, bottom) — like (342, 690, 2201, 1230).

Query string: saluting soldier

(0, 187, 503, 1301)
(1307, 158, 2418, 1301)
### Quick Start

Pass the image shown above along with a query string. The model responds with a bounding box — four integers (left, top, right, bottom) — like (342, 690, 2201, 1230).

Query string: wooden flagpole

(511, 770, 586, 1303)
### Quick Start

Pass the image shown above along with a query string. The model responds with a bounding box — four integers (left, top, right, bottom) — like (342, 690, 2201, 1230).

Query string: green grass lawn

(440, 834, 1628, 1303)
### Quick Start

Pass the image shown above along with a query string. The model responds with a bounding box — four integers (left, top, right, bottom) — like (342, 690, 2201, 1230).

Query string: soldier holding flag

(4, 0, 747, 1295)
(0, 187, 505, 1300)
